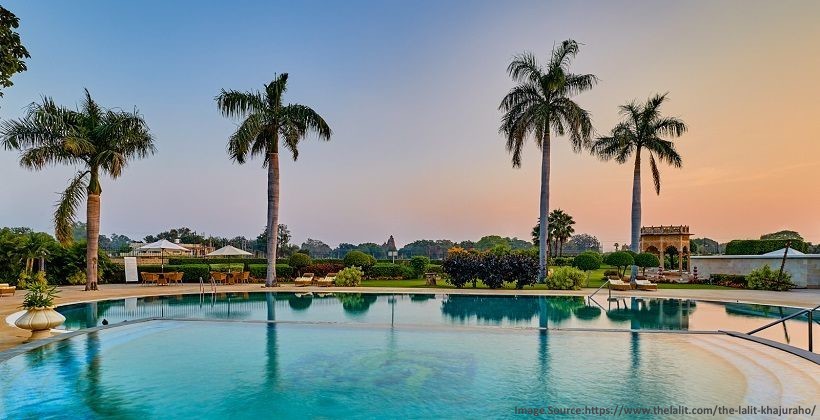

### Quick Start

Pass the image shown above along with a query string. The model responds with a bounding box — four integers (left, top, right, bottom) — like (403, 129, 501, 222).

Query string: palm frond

(507, 52, 542, 84)
(228, 113, 265, 164)
(54, 171, 89, 244)
(216, 90, 266, 119)
(265, 73, 289, 108)
(550, 40, 580, 72)
(649, 152, 661, 194)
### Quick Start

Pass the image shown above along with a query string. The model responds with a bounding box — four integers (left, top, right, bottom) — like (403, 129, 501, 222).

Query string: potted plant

(14, 276, 65, 340)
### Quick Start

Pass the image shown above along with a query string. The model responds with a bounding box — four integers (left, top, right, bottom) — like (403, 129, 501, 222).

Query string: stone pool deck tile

(1, 283, 818, 351)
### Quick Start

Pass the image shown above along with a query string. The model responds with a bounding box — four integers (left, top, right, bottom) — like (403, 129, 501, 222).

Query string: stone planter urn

(15, 307, 66, 340)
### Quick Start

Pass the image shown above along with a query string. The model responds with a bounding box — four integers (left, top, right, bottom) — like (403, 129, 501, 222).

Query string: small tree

(605, 251, 634, 277)
(409, 256, 430, 279)
(634, 252, 660, 275)
(572, 251, 602, 281)
(288, 253, 312, 275)
(747, 265, 794, 291)
(343, 251, 375, 271)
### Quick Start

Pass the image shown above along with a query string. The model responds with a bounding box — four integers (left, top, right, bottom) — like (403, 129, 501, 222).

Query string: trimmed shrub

(725, 239, 809, 255)
(549, 257, 573, 266)
(572, 251, 602, 271)
(168, 257, 266, 266)
(633, 253, 660, 274)
(547, 266, 587, 290)
(303, 263, 344, 277)
(605, 252, 634, 275)
(747, 265, 794, 291)
(208, 263, 244, 272)
(335, 266, 363, 287)
(506, 251, 539, 289)
(603, 269, 620, 279)
(248, 264, 294, 280)
(343, 251, 375, 270)
(369, 263, 414, 279)
(409, 256, 430, 278)
(709, 274, 747, 288)
(289, 253, 312, 274)
(425, 264, 443, 274)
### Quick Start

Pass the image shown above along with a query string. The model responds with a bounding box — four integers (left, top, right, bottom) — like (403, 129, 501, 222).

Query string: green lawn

(361, 265, 734, 290)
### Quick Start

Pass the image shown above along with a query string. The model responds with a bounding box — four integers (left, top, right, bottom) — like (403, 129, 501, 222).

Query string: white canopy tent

(206, 245, 252, 257)
(138, 240, 190, 272)
(762, 248, 805, 256)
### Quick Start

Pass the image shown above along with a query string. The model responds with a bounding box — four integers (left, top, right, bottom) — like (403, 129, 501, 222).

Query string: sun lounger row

(0, 283, 16, 297)
(295, 272, 337, 287)
(607, 277, 658, 291)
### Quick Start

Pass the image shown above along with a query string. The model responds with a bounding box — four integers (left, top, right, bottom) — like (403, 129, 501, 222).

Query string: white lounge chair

(317, 273, 336, 287)
(294, 273, 314, 287)
(635, 279, 658, 291)
(608, 278, 631, 291)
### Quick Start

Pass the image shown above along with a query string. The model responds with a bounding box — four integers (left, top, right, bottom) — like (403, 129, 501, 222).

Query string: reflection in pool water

(53, 292, 816, 349)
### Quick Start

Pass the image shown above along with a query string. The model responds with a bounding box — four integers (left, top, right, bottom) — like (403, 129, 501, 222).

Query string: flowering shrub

(747, 265, 793, 291)
(547, 266, 587, 290)
(334, 266, 364, 287)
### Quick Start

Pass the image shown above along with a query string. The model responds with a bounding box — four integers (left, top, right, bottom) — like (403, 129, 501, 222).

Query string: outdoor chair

(210, 272, 227, 285)
(225, 272, 237, 285)
(0, 283, 16, 297)
(239, 271, 250, 284)
(295, 273, 315, 286)
(317, 273, 336, 287)
(167, 272, 183, 285)
(141, 272, 159, 286)
(157, 273, 169, 286)
(607, 278, 632, 291)
(635, 279, 658, 291)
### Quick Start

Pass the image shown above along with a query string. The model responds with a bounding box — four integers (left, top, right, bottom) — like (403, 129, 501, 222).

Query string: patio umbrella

(138, 239, 190, 273)
(206, 245, 252, 257)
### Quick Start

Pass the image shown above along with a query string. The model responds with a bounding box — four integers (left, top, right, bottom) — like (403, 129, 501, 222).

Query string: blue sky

(2, 1, 819, 247)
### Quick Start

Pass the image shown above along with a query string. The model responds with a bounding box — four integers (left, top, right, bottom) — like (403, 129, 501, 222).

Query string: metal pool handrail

(587, 280, 610, 301)
(747, 303, 819, 352)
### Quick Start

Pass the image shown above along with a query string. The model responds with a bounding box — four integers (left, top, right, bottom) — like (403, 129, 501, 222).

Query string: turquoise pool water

(2, 320, 747, 418)
(54, 292, 816, 348)
(1, 293, 816, 418)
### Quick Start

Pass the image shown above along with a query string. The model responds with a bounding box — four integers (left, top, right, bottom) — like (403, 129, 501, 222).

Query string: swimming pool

(1, 293, 817, 418)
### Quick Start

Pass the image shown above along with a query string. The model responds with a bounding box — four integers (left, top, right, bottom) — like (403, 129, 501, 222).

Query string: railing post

(809, 310, 813, 353)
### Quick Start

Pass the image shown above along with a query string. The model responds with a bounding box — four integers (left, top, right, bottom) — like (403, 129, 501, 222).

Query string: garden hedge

(724, 239, 809, 255)
(369, 263, 415, 279)
(248, 264, 294, 280)
(138, 264, 210, 282)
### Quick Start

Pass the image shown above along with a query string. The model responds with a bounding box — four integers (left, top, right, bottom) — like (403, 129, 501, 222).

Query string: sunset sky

(1, 0, 818, 249)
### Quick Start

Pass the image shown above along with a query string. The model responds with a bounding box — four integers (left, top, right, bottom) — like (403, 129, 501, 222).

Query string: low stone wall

(691, 255, 820, 288)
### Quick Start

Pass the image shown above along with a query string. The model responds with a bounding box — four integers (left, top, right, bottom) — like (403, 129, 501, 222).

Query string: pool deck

(1, 283, 818, 351)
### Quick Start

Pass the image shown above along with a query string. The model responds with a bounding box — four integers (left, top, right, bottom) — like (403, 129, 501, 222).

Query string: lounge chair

(635, 279, 658, 291)
(0, 283, 16, 297)
(317, 273, 336, 287)
(238, 271, 250, 284)
(607, 278, 632, 291)
(295, 273, 315, 286)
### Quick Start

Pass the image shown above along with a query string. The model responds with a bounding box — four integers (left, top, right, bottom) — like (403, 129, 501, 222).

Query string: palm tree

(500, 40, 596, 283)
(216, 73, 331, 287)
(551, 210, 575, 256)
(531, 209, 576, 257)
(1, 90, 154, 290)
(592, 93, 686, 280)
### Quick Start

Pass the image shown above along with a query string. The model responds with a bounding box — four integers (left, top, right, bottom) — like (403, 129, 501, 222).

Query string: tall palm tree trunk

(265, 152, 280, 287)
(85, 192, 100, 291)
(629, 150, 641, 282)
(538, 131, 551, 283)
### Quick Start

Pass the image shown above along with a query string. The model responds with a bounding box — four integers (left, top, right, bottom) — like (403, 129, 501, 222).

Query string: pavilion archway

(639, 226, 692, 272)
